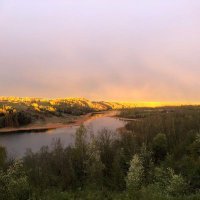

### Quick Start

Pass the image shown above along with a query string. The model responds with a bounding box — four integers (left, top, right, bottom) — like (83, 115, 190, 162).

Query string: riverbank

(0, 111, 117, 134)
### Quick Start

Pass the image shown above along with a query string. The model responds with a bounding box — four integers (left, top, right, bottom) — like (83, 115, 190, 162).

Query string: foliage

(0, 160, 29, 200)
(0, 106, 200, 199)
(154, 167, 187, 196)
(126, 154, 144, 192)
(152, 133, 168, 163)
(0, 146, 6, 168)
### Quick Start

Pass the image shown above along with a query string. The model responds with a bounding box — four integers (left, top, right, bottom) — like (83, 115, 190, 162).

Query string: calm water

(0, 112, 125, 157)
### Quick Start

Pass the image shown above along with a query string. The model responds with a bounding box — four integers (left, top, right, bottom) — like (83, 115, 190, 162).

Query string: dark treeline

(0, 107, 200, 199)
(0, 111, 32, 128)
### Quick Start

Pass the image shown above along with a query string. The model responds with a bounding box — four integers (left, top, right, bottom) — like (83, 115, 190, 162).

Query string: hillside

(0, 97, 131, 113)
(0, 97, 131, 129)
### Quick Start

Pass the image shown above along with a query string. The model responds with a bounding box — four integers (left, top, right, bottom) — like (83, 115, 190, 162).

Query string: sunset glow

(0, 1, 200, 103)
(1, 2, 200, 197)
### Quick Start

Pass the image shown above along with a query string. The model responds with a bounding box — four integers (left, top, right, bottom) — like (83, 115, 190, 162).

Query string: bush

(0, 160, 29, 200)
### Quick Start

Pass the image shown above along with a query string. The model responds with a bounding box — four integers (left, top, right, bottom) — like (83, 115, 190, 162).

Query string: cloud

(0, 0, 200, 102)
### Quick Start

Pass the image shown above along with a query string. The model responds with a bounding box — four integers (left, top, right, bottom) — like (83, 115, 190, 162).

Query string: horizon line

(0, 96, 200, 107)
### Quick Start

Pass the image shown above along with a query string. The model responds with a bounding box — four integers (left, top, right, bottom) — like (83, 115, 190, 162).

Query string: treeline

(0, 107, 200, 199)
(0, 111, 32, 128)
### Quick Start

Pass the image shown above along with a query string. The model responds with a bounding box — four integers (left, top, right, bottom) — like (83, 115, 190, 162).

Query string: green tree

(86, 137, 105, 188)
(111, 149, 126, 190)
(139, 144, 154, 185)
(154, 167, 187, 196)
(72, 125, 88, 187)
(126, 154, 144, 192)
(189, 132, 200, 158)
(0, 160, 29, 200)
(152, 133, 167, 163)
(96, 129, 115, 188)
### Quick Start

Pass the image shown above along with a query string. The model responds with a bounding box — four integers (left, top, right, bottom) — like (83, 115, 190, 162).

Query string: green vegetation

(0, 106, 200, 199)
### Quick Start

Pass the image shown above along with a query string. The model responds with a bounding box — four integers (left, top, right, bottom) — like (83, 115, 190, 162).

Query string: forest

(0, 106, 200, 199)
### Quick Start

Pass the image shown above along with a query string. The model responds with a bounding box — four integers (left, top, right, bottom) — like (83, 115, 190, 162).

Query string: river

(0, 111, 126, 157)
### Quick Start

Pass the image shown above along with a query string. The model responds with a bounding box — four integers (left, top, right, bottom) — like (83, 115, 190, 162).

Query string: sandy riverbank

(0, 111, 117, 134)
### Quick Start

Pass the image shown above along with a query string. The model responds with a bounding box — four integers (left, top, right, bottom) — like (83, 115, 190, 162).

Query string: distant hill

(0, 96, 199, 129)
(0, 97, 198, 115)
(0, 97, 133, 114)
(0, 97, 136, 128)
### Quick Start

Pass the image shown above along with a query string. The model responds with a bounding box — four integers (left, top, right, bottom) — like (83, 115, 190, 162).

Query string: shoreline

(0, 111, 116, 134)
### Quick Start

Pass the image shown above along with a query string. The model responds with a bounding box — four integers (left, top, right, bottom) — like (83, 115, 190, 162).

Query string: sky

(0, 0, 200, 102)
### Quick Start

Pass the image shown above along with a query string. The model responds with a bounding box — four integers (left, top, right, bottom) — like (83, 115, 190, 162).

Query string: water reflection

(0, 112, 125, 157)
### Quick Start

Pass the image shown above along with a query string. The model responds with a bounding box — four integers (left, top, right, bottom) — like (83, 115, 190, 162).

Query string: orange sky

(0, 1, 200, 103)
